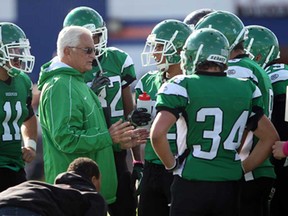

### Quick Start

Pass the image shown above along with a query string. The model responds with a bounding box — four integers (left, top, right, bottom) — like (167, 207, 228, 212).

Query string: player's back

(227, 55, 273, 118)
(157, 73, 263, 181)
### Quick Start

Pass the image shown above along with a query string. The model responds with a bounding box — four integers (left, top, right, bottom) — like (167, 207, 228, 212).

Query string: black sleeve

(84, 194, 108, 216)
(270, 94, 288, 169)
(102, 106, 111, 128)
(246, 106, 264, 131)
(24, 96, 35, 121)
(156, 106, 181, 119)
(271, 94, 288, 140)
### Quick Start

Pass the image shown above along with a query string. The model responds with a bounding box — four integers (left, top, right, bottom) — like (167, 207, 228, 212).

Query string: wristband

(24, 139, 37, 151)
(133, 160, 143, 165)
(282, 141, 288, 156)
(165, 159, 178, 172)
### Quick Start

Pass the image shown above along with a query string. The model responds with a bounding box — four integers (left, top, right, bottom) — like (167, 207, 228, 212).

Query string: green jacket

(37, 57, 117, 204)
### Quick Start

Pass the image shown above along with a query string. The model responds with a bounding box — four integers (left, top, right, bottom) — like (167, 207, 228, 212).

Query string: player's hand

(91, 71, 110, 95)
(127, 108, 151, 127)
(22, 147, 36, 163)
(120, 128, 149, 149)
(109, 119, 134, 144)
(272, 141, 286, 160)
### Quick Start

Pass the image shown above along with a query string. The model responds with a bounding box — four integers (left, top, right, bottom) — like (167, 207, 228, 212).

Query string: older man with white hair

(37, 25, 135, 204)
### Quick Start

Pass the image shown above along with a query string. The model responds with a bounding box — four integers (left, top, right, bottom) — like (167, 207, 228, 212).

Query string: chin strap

(3, 65, 21, 77)
(157, 61, 169, 73)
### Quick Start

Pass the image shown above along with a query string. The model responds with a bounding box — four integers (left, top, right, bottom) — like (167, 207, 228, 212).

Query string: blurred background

(1, 0, 288, 84)
(1, 0, 288, 180)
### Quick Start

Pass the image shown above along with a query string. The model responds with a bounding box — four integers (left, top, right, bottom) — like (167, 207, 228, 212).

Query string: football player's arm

(21, 93, 38, 163)
(242, 115, 279, 173)
(150, 110, 177, 169)
(122, 86, 134, 119)
(21, 115, 38, 163)
(22, 106, 38, 145)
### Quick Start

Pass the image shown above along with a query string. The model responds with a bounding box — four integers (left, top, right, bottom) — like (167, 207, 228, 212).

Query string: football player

(245, 24, 288, 216)
(151, 27, 279, 216)
(0, 22, 38, 192)
(195, 11, 276, 216)
(134, 19, 192, 216)
(183, 8, 215, 29)
(63, 6, 148, 216)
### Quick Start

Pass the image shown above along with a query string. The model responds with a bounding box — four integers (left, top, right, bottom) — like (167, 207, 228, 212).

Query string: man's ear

(91, 175, 101, 192)
(64, 46, 71, 56)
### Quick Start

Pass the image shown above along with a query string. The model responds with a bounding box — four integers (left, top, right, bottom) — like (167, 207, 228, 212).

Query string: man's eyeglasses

(69, 46, 96, 55)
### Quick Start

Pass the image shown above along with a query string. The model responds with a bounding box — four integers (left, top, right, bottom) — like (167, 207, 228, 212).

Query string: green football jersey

(135, 71, 178, 164)
(227, 55, 273, 117)
(266, 63, 288, 147)
(0, 72, 33, 171)
(84, 47, 136, 151)
(156, 72, 263, 181)
(266, 63, 288, 97)
(227, 55, 275, 180)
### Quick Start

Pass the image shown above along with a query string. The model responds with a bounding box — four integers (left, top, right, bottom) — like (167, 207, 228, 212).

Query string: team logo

(163, 85, 168, 92)
(270, 73, 279, 81)
(226, 69, 236, 75)
(83, 24, 96, 32)
(173, 75, 185, 84)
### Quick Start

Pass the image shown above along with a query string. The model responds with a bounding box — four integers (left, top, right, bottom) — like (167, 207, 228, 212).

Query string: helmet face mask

(141, 32, 179, 72)
(244, 25, 280, 68)
(91, 26, 107, 57)
(141, 19, 192, 72)
(0, 22, 35, 77)
(63, 6, 107, 57)
(180, 28, 229, 75)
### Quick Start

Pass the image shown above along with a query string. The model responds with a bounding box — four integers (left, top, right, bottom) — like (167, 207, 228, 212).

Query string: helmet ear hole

(255, 54, 262, 62)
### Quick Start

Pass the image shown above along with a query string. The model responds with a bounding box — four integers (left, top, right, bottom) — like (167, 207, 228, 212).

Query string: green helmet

(180, 28, 229, 75)
(141, 19, 192, 72)
(63, 6, 107, 57)
(244, 25, 280, 68)
(195, 10, 247, 51)
(0, 22, 35, 77)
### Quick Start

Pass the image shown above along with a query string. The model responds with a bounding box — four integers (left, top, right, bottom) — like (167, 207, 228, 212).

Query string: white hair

(57, 26, 92, 59)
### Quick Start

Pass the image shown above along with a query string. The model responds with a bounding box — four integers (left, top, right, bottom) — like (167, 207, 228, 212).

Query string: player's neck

(0, 68, 10, 81)
(230, 49, 244, 59)
(167, 64, 182, 78)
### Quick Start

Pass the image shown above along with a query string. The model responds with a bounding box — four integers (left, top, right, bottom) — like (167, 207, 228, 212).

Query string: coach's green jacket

(37, 57, 117, 204)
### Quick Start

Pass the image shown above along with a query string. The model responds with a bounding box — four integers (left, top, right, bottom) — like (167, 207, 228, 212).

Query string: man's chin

(85, 66, 93, 72)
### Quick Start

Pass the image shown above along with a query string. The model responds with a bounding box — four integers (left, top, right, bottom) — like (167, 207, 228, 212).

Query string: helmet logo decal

(226, 69, 236, 75)
(270, 73, 279, 81)
(83, 24, 96, 32)
(207, 55, 227, 64)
